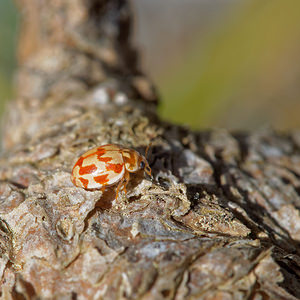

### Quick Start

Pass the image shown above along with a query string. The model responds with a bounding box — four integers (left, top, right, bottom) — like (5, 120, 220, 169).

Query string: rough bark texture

(1, 0, 300, 299)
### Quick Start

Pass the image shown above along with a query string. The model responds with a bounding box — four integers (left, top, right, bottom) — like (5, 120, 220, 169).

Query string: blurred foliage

(0, 0, 18, 115)
(158, 0, 300, 130)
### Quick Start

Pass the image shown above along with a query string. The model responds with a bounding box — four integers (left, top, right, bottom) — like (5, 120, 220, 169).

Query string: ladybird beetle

(71, 144, 152, 196)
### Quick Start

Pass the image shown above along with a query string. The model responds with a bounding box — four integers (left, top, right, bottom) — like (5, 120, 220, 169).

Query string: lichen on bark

(0, 0, 300, 299)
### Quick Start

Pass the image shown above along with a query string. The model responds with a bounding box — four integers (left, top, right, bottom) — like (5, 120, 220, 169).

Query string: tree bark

(1, 0, 300, 299)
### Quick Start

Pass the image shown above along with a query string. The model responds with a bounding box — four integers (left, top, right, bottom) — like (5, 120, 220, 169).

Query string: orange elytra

(71, 144, 152, 196)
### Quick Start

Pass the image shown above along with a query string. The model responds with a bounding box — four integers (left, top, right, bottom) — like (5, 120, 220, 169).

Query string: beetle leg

(122, 171, 130, 195)
(115, 178, 123, 199)
(115, 171, 130, 199)
(115, 172, 127, 198)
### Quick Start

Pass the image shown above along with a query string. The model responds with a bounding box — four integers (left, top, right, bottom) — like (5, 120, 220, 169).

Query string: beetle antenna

(145, 142, 152, 159)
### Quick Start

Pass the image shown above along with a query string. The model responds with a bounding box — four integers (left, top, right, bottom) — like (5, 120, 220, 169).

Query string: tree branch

(0, 0, 299, 299)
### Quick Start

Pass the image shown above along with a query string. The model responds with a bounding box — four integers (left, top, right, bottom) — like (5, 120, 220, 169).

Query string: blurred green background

(0, 0, 18, 114)
(134, 0, 300, 130)
(1, 0, 300, 130)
